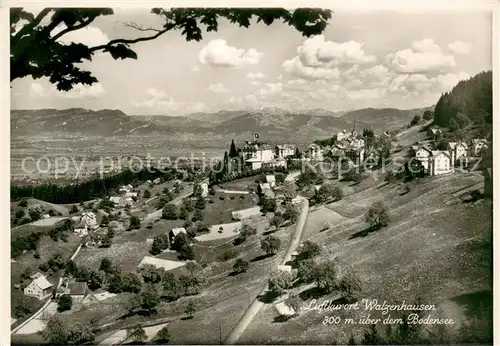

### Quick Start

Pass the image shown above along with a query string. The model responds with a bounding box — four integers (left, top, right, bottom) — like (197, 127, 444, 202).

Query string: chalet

(447, 141, 468, 164)
(275, 144, 296, 158)
(169, 227, 187, 244)
(80, 212, 98, 230)
(429, 151, 452, 176)
(232, 206, 262, 221)
(414, 146, 433, 173)
(470, 138, 489, 156)
(67, 282, 90, 302)
(243, 140, 275, 170)
(24, 273, 53, 300)
(428, 127, 443, 140)
(265, 175, 276, 188)
(308, 144, 324, 161)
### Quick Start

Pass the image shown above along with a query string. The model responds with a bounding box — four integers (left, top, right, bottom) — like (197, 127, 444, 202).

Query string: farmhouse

(80, 212, 98, 230)
(470, 138, 489, 156)
(24, 273, 53, 300)
(232, 206, 262, 220)
(414, 146, 433, 173)
(429, 151, 452, 176)
(447, 141, 468, 164)
(169, 227, 187, 244)
(275, 144, 296, 158)
(67, 282, 90, 302)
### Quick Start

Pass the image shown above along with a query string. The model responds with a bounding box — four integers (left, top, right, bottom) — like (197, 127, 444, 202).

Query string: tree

(261, 236, 281, 256)
(268, 269, 293, 296)
(179, 205, 189, 220)
(195, 196, 206, 210)
(422, 110, 433, 121)
(156, 326, 170, 343)
(129, 215, 141, 230)
(185, 300, 196, 318)
(125, 293, 142, 316)
(283, 204, 299, 224)
(162, 203, 178, 220)
(191, 208, 204, 222)
(410, 115, 421, 126)
(127, 325, 147, 344)
(364, 201, 391, 229)
(296, 241, 321, 261)
(65, 259, 78, 277)
(11, 8, 331, 91)
(28, 208, 41, 221)
(285, 294, 301, 315)
(101, 214, 109, 226)
(297, 259, 316, 284)
(172, 232, 189, 251)
(362, 324, 384, 345)
(233, 258, 249, 274)
(338, 269, 362, 302)
(315, 182, 343, 203)
(121, 272, 142, 293)
(314, 261, 338, 293)
(229, 139, 238, 158)
(57, 294, 73, 312)
(150, 234, 169, 255)
(18, 198, 28, 207)
(140, 284, 160, 315)
(87, 269, 105, 290)
(99, 257, 114, 274)
(270, 213, 285, 229)
(139, 263, 165, 283)
(143, 189, 151, 198)
(162, 272, 183, 300)
(259, 197, 277, 213)
(179, 244, 195, 260)
(69, 205, 79, 214)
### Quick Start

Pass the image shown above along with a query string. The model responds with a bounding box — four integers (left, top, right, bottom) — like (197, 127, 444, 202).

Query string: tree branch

(89, 27, 169, 52)
(124, 22, 163, 33)
(52, 17, 96, 41)
(12, 8, 52, 44)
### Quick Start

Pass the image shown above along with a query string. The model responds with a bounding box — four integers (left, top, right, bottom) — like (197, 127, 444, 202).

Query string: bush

(268, 269, 293, 296)
(143, 190, 151, 198)
(129, 216, 141, 230)
(28, 209, 42, 221)
(162, 204, 178, 220)
(261, 236, 281, 256)
(57, 294, 73, 312)
(364, 201, 391, 229)
(69, 205, 79, 214)
(219, 249, 238, 261)
(410, 115, 421, 126)
(18, 198, 28, 207)
(233, 258, 249, 274)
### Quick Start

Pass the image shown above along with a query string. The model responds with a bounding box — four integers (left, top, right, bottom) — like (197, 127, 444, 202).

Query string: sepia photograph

(8, 3, 495, 345)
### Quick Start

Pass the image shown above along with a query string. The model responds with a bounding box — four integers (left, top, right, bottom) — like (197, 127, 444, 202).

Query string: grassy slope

(239, 172, 491, 344)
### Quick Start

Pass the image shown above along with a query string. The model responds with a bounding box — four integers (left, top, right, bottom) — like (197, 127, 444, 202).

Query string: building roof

(275, 302, 296, 316)
(448, 141, 468, 149)
(277, 265, 293, 274)
(81, 212, 96, 218)
(170, 227, 187, 236)
(243, 142, 272, 151)
(260, 183, 272, 190)
(139, 256, 187, 271)
(109, 196, 122, 204)
(232, 206, 262, 220)
(265, 175, 276, 183)
(431, 150, 451, 159)
(68, 282, 88, 296)
(276, 144, 296, 150)
(33, 276, 53, 290)
(30, 272, 44, 280)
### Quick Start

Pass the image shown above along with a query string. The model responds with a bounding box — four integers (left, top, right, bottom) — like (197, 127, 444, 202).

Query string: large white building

(275, 144, 296, 158)
(243, 140, 275, 170)
(429, 151, 452, 176)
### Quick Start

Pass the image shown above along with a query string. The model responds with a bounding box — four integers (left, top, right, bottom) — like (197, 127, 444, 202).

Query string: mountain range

(11, 106, 433, 142)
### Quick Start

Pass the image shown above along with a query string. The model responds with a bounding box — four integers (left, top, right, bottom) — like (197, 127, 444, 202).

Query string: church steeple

(351, 120, 357, 136)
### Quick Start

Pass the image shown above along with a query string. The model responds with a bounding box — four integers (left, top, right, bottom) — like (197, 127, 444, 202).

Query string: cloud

(448, 41, 472, 54)
(56, 25, 109, 47)
(198, 39, 262, 68)
(246, 72, 266, 79)
(282, 35, 376, 80)
(208, 82, 229, 93)
(258, 82, 283, 97)
(386, 48, 456, 74)
(411, 38, 442, 53)
(29, 81, 106, 98)
(190, 65, 200, 72)
(132, 88, 208, 115)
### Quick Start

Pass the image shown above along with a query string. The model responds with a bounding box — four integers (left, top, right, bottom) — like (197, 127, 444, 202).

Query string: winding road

(223, 197, 309, 345)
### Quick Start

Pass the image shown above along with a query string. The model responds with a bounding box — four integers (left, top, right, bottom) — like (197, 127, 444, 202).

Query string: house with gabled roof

(447, 141, 468, 164)
(429, 150, 452, 176)
(168, 227, 187, 244)
(275, 144, 296, 158)
(470, 138, 489, 156)
(414, 145, 433, 173)
(67, 282, 90, 302)
(24, 274, 53, 300)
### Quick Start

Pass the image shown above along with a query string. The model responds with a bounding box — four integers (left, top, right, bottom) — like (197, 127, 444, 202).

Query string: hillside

(11, 106, 430, 141)
(341, 106, 433, 131)
(239, 172, 492, 344)
(434, 70, 492, 133)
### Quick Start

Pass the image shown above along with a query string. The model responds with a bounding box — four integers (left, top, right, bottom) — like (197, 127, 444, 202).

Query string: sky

(10, 8, 493, 116)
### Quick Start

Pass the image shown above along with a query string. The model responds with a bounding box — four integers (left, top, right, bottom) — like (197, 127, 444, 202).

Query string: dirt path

(223, 197, 309, 345)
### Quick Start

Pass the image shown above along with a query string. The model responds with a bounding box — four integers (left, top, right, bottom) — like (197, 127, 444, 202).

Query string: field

(239, 172, 492, 344)
(203, 192, 260, 225)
